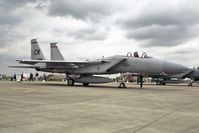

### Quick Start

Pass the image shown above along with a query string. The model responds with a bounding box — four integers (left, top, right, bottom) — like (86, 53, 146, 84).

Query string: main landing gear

(118, 82, 126, 88)
(67, 78, 74, 86)
(118, 73, 127, 88)
(118, 76, 143, 88)
(188, 82, 193, 86)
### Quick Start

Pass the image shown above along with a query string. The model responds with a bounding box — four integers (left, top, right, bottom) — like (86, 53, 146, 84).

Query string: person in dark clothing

(35, 73, 39, 81)
(13, 74, 16, 81)
(29, 73, 34, 81)
(21, 73, 23, 81)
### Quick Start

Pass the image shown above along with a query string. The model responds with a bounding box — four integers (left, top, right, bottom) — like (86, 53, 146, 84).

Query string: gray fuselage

(39, 55, 188, 76)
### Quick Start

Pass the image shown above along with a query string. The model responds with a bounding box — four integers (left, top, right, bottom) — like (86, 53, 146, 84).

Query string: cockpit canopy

(127, 52, 152, 58)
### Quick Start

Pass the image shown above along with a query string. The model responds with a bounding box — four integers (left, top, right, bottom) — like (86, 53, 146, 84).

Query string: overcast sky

(1, 0, 199, 75)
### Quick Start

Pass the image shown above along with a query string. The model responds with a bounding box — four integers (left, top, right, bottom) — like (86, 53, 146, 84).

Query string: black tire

(119, 83, 126, 88)
(162, 83, 166, 85)
(83, 83, 89, 86)
(188, 83, 193, 86)
(67, 78, 74, 86)
(156, 82, 161, 85)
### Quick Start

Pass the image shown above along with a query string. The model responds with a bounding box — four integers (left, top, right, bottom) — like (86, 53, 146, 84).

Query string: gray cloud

(158, 47, 199, 66)
(0, 0, 32, 46)
(119, 1, 199, 47)
(125, 25, 195, 47)
(0, 0, 31, 9)
(0, 1, 23, 25)
(68, 28, 107, 40)
(0, 0, 48, 9)
(0, 26, 10, 47)
(0, 24, 30, 47)
(122, 9, 199, 28)
(0, 0, 48, 25)
(54, 25, 109, 41)
(0, 53, 29, 75)
(48, 0, 118, 21)
(0, 11, 21, 25)
(1, 0, 199, 75)
(0, 0, 49, 47)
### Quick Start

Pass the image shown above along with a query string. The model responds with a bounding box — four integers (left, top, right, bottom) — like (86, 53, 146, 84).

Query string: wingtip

(16, 59, 22, 62)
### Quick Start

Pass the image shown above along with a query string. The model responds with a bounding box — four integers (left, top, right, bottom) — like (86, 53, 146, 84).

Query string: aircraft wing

(16, 59, 110, 68)
(9, 65, 39, 68)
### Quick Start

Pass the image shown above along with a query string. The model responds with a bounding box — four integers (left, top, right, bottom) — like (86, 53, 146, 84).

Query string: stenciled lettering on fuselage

(34, 49, 40, 55)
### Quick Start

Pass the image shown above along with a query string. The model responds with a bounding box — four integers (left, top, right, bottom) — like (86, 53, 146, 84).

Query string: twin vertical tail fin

(30, 39, 64, 60)
(50, 42, 64, 60)
(31, 39, 45, 60)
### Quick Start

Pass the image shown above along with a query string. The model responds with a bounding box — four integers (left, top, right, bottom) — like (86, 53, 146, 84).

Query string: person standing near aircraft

(43, 73, 46, 82)
(35, 73, 39, 81)
(29, 73, 34, 81)
(13, 74, 16, 81)
(20, 73, 23, 81)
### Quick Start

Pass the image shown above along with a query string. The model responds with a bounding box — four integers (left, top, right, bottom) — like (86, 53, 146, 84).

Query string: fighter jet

(51, 41, 199, 87)
(10, 39, 190, 88)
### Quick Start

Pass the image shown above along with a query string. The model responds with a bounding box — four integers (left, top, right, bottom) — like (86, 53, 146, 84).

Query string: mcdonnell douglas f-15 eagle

(10, 39, 191, 88)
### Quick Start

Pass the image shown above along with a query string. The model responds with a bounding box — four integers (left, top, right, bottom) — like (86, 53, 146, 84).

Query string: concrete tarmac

(0, 81, 199, 133)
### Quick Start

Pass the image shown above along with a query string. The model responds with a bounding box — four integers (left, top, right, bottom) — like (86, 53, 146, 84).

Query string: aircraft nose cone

(163, 61, 188, 74)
